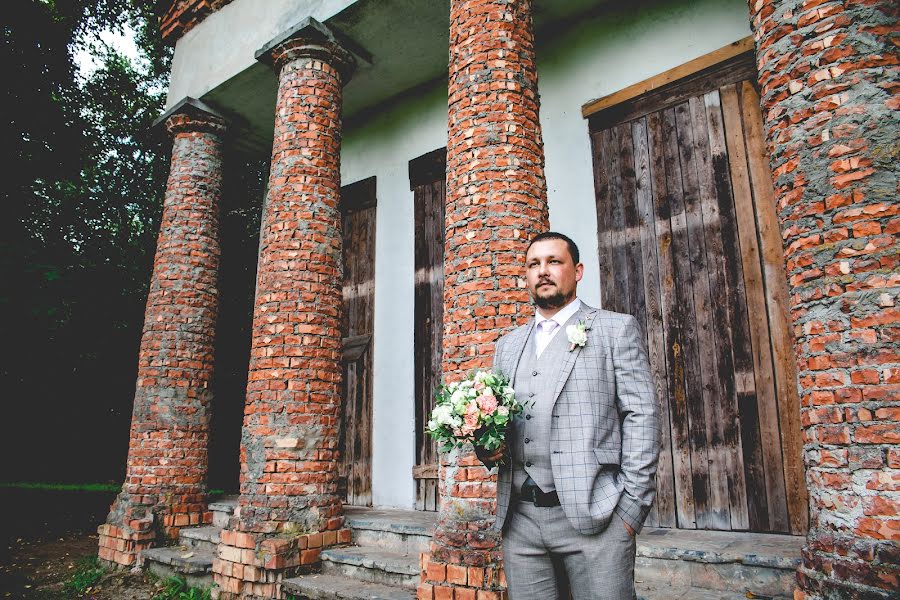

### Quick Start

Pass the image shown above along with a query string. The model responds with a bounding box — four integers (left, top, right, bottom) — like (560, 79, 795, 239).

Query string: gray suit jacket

(491, 303, 661, 535)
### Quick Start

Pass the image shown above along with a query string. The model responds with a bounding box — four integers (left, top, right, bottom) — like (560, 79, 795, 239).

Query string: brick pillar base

(419, 1, 549, 598)
(100, 100, 225, 568)
(213, 528, 351, 597)
(211, 19, 354, 599)
(748, 1, 899, 598)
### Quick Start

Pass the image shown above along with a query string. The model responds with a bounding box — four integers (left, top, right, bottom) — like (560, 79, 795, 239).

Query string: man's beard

(533, 286, 568, 310)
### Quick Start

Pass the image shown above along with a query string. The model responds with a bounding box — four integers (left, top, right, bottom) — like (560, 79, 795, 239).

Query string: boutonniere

(566, 321, 588, 352)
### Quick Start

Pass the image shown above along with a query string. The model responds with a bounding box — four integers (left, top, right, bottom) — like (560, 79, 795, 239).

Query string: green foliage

(61, 555, 105, 596)
(1, 1, 173, 483)
(1, 1, 267, 489)
(152, 575, 212, 600)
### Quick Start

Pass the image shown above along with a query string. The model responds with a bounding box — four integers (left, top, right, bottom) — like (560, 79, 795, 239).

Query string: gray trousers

(503, 501, 636, 600)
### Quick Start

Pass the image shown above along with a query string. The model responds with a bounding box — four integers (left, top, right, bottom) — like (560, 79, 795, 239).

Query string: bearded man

(478, 231, 661, 599)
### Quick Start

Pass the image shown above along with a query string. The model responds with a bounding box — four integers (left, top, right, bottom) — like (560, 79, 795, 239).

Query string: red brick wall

(748, 0, 899, 597)
(419, 1, 549, 598)
(212, 33, 353, 599)
(99, 108, 225, 567)
(160, 0, 235, 44)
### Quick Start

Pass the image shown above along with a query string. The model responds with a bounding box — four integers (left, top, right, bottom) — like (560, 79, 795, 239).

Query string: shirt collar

(535, 297, 582, 329)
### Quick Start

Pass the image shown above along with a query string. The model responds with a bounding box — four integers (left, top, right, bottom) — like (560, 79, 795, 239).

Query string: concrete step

(342, 506, 435, 556)
(635, 527, 801, 599)
(179, 525, 221, 554)
(321, 546, 420, 589)
(141, 546, 214, 589)
(282, 573, 415, 600)
(209, 495, 239, 528)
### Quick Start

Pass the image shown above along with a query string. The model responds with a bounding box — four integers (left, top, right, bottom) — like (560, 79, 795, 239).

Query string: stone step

(637, 583, 773, 599)
(209, 495, 239, 528)
(141, 546, 214, 589)
(635, 527, 802, 598)
(282, 573, 415, 600)
(179, 525, 221, 554)
(321, 546, 420, 589)
(342, 506, 435, 556)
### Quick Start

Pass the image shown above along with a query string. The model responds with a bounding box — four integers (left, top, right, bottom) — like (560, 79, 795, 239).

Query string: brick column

(418, 1, 549, 598)
(748, 1, 899, 598)
(212, 19, 353, 599)
(99, 99, 226, 568)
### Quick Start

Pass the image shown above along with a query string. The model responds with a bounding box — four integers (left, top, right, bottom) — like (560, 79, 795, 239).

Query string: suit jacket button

(525, 461, 533, 467)
(524, 438, 531, 444)
(525, 414, 532, 420)
(532, 370, 538, 376)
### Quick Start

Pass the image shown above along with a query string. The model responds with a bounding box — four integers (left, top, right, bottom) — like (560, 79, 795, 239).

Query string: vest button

(525, 414, 532, 420)
(532, 370, 538, 376)
(529, 392, 535, 397)
(524, 438, 531, 444)
(525, 461, 533, 467)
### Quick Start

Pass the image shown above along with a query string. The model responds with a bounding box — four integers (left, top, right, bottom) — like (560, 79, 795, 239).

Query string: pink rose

(474, 381, 485, 391)
(464, 411, 479, 430)
(477, 393, 498, 415)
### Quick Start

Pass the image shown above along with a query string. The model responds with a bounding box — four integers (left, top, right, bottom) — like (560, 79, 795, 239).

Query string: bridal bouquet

(426, 369, 524, 455)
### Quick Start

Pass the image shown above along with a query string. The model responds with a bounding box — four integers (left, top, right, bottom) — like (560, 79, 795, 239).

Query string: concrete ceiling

(203, 0, 605, 156)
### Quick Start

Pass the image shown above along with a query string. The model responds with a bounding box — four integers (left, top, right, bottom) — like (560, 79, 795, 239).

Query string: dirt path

(0, 489, 162, 599)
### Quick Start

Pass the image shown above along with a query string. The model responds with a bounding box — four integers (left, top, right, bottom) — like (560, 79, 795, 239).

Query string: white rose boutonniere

(566, 321, 588, 352)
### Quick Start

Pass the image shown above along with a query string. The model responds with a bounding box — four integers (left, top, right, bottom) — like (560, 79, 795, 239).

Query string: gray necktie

(535, 319, 558, 357)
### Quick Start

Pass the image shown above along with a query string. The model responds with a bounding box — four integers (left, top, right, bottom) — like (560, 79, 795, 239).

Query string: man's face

(525, 239, 583, 310)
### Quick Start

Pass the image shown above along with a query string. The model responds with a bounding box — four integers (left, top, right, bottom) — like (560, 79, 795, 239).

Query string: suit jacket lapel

(549, 306, 599, 410)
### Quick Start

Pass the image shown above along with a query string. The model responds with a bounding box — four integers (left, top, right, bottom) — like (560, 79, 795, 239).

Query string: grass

(0, 482, 120, 492)
(151, 575, 212, 600)
(0, 482, 227, 495)
(61, 556, 106, 596)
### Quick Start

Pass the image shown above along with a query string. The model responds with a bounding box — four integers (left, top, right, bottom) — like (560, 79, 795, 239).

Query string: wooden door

(410, 149, 447, 511)
(338, 177, 376, 507)
(588, 53, 806, 534)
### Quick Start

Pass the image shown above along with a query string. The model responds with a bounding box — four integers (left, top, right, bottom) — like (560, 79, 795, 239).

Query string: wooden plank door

(338, 177, 376, 507)
(410, 149, 447, 511)
(588, 53, 806, 534)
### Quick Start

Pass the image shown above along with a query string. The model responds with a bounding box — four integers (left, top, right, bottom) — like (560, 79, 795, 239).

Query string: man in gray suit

(478, 232, 660, 599)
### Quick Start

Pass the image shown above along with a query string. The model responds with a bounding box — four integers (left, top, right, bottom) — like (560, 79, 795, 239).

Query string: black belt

(519, 483, 560, 507)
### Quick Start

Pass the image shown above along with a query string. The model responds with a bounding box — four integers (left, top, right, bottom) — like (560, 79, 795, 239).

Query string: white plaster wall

(537, 0, 752, 308)
(341, 86, 449, 508)
(338, 0, 750, 508)
(166, 0, 355, 109)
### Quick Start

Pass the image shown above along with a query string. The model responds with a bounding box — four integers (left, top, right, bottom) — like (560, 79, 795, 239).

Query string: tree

(0, 0, 174, 482)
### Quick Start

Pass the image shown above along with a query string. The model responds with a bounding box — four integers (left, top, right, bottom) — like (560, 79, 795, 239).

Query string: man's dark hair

(527, 231, 580, 265)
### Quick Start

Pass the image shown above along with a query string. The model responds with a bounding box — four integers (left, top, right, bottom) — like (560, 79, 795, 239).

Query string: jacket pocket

(593, 447, 620, 465)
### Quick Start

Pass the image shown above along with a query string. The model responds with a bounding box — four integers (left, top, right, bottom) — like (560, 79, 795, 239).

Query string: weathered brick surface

(211, 30, 353, 599)
(100, 107, 226, 567)
(160, 0, 235, 44)
(749, 1, 899, 597)
(420, 1, 548, 598)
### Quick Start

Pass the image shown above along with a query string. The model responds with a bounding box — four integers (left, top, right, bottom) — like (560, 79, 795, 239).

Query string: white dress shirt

(534, 298, 582, 357)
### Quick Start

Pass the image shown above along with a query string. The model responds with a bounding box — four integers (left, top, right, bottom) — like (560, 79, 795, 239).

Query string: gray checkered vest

(511, 321, 572, 493)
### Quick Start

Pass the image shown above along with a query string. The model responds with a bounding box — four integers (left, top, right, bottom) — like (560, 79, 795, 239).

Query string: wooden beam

(581, 37, 755, 119)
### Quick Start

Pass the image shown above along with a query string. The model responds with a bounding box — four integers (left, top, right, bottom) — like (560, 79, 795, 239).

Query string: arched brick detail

(748, 1, 899, 598)
(98, 104, 226, 568)
(419, 1, 549, 598)
(212, 25, 354, 599)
